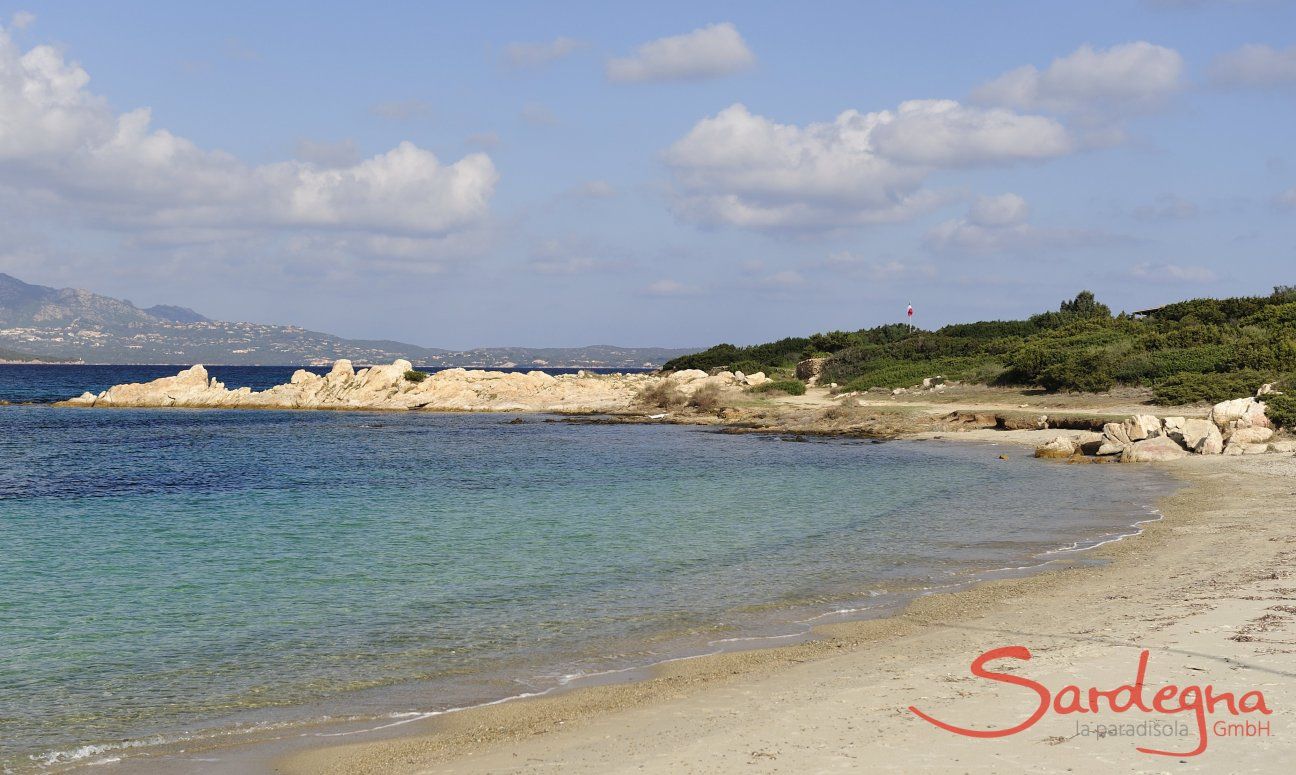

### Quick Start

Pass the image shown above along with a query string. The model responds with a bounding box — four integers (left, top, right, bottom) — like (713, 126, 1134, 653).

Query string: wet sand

(272, 450, 1296, 774)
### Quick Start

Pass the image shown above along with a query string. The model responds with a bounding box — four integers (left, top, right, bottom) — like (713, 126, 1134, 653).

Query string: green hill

(663, 287, 1296, 406)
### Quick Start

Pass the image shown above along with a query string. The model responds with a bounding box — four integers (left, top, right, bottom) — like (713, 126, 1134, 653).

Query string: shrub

(688, 383, 724, 411)
(751, 379, 807, 396)
(1264, 392, 1296, 428)
(1151, 370, 1270, 405)
(638, 381, 688, 409)
(404, 369, 428, 383)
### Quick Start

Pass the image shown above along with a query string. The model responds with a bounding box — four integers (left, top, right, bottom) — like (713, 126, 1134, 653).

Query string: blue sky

(1, 1, 1294, 348)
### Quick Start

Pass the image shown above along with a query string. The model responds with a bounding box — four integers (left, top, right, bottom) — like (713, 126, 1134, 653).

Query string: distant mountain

(144, 304, 210, 324)
(0, 273, 698, 367)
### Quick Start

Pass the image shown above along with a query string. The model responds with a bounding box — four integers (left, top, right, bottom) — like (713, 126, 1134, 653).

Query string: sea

(0, 364, 1176, 772)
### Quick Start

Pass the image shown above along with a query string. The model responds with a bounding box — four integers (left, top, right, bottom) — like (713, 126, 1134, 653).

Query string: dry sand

(273, 450, 1296, 774)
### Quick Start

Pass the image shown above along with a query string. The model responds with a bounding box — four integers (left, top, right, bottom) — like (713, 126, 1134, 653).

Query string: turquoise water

(0, 397, 1174, 771)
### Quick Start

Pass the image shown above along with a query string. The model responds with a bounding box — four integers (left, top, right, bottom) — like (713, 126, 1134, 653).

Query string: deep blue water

(0, 366, 1175, 771)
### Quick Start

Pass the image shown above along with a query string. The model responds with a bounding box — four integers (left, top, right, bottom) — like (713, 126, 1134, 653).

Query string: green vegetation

(750, 379, 807, 396)
(403, 369, 428, 383)
(662, 288, 1296, 404)
(1264, 392, 1296, 429)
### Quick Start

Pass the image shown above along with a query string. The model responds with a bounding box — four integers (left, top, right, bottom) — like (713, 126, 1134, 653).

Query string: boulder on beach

(1034, 435, 1078, 459)
(1209, 397, 1269, 430)
(1121, 436, 1188, 463)
(1227, 425, 1274, 445)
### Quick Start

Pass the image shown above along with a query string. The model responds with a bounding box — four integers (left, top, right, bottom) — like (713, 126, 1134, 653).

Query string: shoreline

(35, 432, 1169, 774)
(261, 453, 1294, 774)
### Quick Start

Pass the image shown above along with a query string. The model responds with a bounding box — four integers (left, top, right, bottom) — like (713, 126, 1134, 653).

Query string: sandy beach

(263, 440, 1294, 774)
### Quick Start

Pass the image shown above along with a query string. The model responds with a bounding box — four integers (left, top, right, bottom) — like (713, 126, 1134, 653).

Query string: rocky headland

(60, 360, 769, 413)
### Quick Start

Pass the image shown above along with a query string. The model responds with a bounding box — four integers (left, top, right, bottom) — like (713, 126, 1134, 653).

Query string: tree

(1059, 290, 1111, 319)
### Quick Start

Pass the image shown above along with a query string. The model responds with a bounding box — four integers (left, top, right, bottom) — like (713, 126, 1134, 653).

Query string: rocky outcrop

(1038, 393, 1290, 463)
(795, 357, 827, 384)
(62, 360, 768, 413)
(65, 360, 670, 412)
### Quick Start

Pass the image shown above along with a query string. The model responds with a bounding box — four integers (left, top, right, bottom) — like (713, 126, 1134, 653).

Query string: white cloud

(927, 194, 1115, 253)
(967, 193, 1030, 227)
(504, 37, 582, 70)
(9, 10, 35, 30)
(1132, 193, 1199, 220)
(1209, 44, 1296, 89)
(643, 278, 702, 296)
(294, 138, 360, 168)
(0, 30, 496, 252)
(607, 22, 755, 83)
(1129, 262, 1217, 283)
(973, 42, 1184, 117)
(663, 103, 1070, 231)
(370, 98, 432, 121)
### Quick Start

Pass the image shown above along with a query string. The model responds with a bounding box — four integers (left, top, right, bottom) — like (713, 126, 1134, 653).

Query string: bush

(1262, 392, 1296, 428)
(688, 383, 724, 411)
(404, 369, 428, 383)
(751, 379, 806, 396)
(638, 381, 688, 409)
(1151, 370, 1270, 405)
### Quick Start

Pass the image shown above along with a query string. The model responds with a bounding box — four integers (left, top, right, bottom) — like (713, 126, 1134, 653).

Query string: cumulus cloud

(607, 22, 755, 83)
(662, 103, 1070, 231)
(926, 194, 1115, 253)
(9, 10, 35, 30)
(1208, 44, 1296, 89)
(294, 138, 361, 168)
(503, 37, 582, 70)
(0, 30, 496, 254)
(973, 42, 1184, 118)
(1129, 262, 1217, 283)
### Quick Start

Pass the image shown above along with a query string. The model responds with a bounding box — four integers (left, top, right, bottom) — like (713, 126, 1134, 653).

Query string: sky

(0, 0, 1294, 348)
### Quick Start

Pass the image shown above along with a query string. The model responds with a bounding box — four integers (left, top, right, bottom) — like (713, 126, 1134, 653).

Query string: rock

(329, 359, 354, 379)
(290, 369, 318, 385)
(795, 357, 827, 382)
(1224, 442, 1270, 456)
(922, 375, 946, 389)
(744, 372, 770, 387)
(1228, 425, 1274, 445)
(1267, 439, 1296, 454)
(1257, 383, 1280, 397)
(1194, 426, 1225, 455)
(891, 388, 906, 395)
(1076, 431, 1105, 455)
(1120, 436, 1188, 463)
(1209, 397, 1270, 430)
(1034, 435, 1078, 459)
(1102, 421, 1133, 446)
(1124, 414, 1163, 441)
(1168, 418, 1214, 449)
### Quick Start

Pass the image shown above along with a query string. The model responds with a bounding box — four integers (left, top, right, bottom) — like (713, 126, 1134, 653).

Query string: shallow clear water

(0, 368, 1175, 770)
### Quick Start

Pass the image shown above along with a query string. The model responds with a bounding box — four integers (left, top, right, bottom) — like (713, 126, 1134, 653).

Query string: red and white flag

(906, 303, 914, 319)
